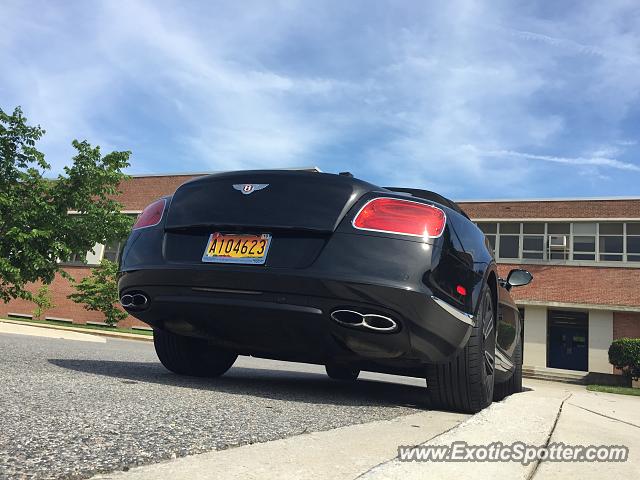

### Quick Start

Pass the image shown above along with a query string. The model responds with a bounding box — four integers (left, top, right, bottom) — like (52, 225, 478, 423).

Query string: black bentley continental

(118, 169, 532, 413)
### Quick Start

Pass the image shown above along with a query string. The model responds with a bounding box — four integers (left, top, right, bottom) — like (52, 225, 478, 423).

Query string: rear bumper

(119, 266, 473, 369)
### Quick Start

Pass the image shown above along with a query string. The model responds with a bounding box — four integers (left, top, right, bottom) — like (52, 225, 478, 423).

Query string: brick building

(2, 173, 639, 377)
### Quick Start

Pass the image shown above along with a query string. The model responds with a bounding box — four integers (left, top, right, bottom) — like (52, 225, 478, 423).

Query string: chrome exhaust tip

(120, 294, 134, 307)
(120, 293, 149, 309)
(362, 314, 398, 332)
(331, 309, 398, 332)
(330, 310, 363, 326)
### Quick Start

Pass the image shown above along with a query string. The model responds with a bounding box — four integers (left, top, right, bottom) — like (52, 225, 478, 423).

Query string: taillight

(352, 197, 446, 238)
(132, 198, 166, 230)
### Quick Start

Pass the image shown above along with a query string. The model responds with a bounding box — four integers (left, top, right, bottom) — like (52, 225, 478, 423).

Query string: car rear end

(118, 170, 475, 374)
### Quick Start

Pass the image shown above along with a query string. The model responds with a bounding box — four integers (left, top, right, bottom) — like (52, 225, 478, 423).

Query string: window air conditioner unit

(549, 235, 567, 249)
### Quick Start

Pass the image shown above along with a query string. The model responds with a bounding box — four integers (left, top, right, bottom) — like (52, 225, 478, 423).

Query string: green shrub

(68, 260, 127, 326)
(32, 285, 54, 321)
(608, 338, 640, 380)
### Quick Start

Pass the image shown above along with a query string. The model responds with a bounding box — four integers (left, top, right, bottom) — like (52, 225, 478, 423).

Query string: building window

(63, 252, 87, 265)
(522, 222, 545, 259)
(498, 223, 520, 259)
(572, 223, 596, 261)
(477, 222, 497, 250)
(547, 223, 569, 260)
(598, 223, 623, 262)
(628, 223, 640, 262)
(102, 240, 124, 263)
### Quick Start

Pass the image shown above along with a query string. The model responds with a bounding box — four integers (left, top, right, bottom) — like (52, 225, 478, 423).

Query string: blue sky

(2, 0, 639, 199)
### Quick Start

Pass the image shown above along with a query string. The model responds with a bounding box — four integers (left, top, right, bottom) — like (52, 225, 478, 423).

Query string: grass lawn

(587, 384, 640, 397)
(2, 316, 153, 336)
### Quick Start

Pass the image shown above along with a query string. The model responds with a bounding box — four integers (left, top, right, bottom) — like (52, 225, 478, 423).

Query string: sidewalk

(0, 318, 152, 342)
(363, 380, 639, 479)
(534, 386, 639, 479)
(0, 321, 107, 343)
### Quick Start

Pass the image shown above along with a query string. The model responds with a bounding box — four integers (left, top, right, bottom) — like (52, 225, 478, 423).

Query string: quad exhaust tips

(330, 309, 398, 333)
(120, 293, 149, 309)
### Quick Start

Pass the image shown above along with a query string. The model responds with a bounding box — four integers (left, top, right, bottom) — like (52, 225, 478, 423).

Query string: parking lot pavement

(0, 328, 447, 479)
(3, 326, 637, 480)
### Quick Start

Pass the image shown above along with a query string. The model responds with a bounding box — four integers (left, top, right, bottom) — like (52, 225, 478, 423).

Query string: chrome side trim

(495, 349, 514, 372)
(430, 296, 475, 326)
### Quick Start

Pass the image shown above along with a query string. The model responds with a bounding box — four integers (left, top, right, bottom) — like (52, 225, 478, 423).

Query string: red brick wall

(459, 199, 640, 219)
(0, 266, 145, 328)
(117, 175, 202, 210)
(497, 263, 640, 308)
(613, 312, 640, 339)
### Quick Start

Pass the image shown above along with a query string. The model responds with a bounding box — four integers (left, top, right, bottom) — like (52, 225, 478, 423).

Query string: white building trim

(517, 299, 640, 313)
(471, 218, 640, 222)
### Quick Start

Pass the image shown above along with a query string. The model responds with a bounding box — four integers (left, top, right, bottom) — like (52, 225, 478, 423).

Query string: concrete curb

(0, 318, 153, 342)
(360, 386, 574, 480)
(91, 410, 469, 480)
(90, 381, 589, 480)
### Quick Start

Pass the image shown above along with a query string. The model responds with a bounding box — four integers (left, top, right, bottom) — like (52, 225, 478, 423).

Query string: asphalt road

(0, 330, 428, 479)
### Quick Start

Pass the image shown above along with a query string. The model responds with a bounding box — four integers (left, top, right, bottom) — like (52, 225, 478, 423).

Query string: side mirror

(506, 269, 533, 290)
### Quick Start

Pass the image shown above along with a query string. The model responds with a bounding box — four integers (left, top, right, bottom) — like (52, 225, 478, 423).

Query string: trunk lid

(164, 170, 378, 232)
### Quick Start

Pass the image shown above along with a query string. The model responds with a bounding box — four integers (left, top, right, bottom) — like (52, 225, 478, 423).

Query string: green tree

(0, 106, 133, 302)
(32, 285, 54, 321)
(68, 259, 127, 326)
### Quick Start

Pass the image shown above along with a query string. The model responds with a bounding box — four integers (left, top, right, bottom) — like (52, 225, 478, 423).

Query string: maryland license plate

(202, 233, 271, 264)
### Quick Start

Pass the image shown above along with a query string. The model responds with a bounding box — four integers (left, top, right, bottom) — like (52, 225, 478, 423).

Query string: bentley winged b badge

(233, 183, 269, 195)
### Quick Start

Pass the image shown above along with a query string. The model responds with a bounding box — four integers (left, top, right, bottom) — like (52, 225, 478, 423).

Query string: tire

(426, 285, 496, 413)
(493, 335, 523, 401)
(325, 363, 360, 381)
(153, 328, 237, 377)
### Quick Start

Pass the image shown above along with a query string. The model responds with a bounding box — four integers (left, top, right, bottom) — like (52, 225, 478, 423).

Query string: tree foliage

(0, 106, 132, 302)
(68, 259, 127, 326)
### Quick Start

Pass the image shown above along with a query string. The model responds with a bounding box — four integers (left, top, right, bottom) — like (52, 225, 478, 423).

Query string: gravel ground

(0, 332, 426, 479)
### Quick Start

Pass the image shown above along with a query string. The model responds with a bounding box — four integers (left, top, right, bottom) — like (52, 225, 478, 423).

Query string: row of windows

(62, 221, 640, 266)
(477, 222, 640, 264)
(63, 239, 124, 265)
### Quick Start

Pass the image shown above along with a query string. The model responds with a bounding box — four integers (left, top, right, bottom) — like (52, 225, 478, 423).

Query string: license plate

(202, 233, 271, 264)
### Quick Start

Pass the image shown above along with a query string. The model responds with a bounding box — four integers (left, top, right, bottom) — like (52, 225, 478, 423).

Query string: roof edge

(458, 196, 640, 203)
(126, 166, 322, 178)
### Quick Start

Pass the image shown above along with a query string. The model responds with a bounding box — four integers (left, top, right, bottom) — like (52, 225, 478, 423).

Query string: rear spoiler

(384, 187, 470, 220)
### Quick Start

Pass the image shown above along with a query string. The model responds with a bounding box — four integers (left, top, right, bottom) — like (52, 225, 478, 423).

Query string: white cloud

(1, 0, 639, 197)
(474, 148, 640, 172)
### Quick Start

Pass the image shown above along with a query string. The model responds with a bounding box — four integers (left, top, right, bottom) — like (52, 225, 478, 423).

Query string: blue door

(547, 311, 588, 372)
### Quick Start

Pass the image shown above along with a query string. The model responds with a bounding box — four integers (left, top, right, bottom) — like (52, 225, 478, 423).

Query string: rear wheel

(426, 285, 496, 413)
(493, 335, 523, 401)
(325, 363, 360, 381)
(153, 329, 237, 377)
